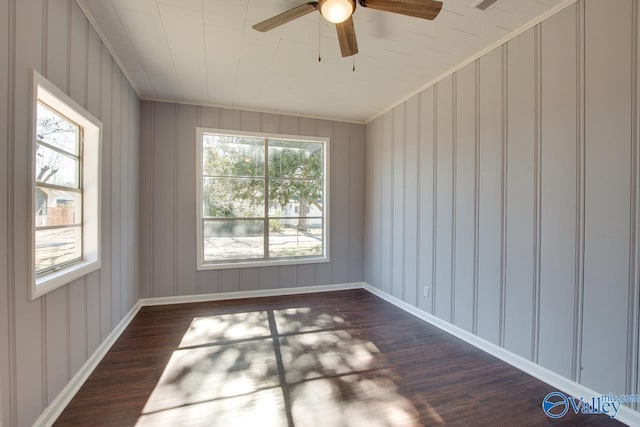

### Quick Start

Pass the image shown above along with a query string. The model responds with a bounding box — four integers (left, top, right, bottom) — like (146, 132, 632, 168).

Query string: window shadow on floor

(135, 305, 441, 427)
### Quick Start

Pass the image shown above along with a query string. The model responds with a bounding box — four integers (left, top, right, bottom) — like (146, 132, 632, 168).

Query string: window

(196, 128, 329, 269)
(30, 70, 102, 300)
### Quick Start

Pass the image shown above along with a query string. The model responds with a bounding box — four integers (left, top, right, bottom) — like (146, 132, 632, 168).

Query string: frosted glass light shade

(320, 0, 355, 24)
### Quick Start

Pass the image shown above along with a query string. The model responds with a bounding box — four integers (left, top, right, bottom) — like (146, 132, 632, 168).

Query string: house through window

(30, 70, 102, 300)
(196, 129, 329, 269)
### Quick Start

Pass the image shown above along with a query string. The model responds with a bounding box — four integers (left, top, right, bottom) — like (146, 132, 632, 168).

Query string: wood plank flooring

(54, 289, 623, 426)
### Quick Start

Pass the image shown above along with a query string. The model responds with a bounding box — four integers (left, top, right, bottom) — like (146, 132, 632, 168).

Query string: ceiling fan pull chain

(318, 12, 322, 62)
(352, 55, 355, 72)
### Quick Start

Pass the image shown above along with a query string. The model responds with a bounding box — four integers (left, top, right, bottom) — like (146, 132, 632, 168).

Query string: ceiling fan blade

(253, 2, 318, 32)
(359, 0, 442, 20)
(336, 16, 358, 57)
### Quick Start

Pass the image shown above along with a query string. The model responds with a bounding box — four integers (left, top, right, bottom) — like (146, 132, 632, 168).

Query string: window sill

(31, 259, 101, 300)
(197, 256, 330, 271)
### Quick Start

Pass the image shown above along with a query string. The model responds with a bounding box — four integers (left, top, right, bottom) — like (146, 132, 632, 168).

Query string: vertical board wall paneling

(380, 111, 393, 295)
(0, 0, 140, 421)
(99, 45, 113, 339)
(363, 118, 376, 285)
(14, 0, 44, 421)
(391, 105, 405, 299)
(635, 0, 640, 406)
(46, 0, 68, 93)
(151, 102, 176, 297)
(0, 0, 10, 423)
(435, 76, 454, 322)
(119, 77, 129, 317)
(348, 123, 365, 283)
(44, 287, 67, 404)
(418, 89, 435, 313)
(403, 97, 419, 306)
(582, 0, 632, 394)
(454, 62, 477, 333)
(476, 47, 504, 345)
(110, 64, 122, 324)
(240, 110, 260, 131)
(132, 92, 141, 307)
(332, 121, 350, 285)
(373, 117, 383, 291)
(504, 28, 536, 360)
(365, 116, 384, 290)
(69, 0, 87, 105)
(538, 3, 578, 379)
(176, 104, 198, 295)
(69, 280, 88, 376)
(130, 89, 140, 307)
(139, 102, 153, 299)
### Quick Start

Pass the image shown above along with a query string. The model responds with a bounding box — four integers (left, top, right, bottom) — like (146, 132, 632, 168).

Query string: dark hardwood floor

(55, 289, 623, 426)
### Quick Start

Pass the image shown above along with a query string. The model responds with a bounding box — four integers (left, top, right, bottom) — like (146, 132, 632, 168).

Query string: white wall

(139, 101, 365, 297)
(0, 0, 140, 425)
(365, 0, 640, 410)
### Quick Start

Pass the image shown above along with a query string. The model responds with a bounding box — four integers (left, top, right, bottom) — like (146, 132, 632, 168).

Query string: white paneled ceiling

(80, 0, 567, 122)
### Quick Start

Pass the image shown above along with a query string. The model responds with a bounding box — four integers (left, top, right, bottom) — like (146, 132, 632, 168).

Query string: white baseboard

(33, 300, 143, 427)
(138, 282, 366, 307)
(363, 283, 640, 427)
(34, 282, 365, 426)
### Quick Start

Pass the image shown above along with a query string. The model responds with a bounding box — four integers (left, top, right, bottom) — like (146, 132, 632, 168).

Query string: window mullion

(36, 139, 80, 160)
(264, 139, 269, 261)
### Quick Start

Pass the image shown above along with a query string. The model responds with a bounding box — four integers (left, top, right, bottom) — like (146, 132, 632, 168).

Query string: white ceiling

(80, 0, 566, 123)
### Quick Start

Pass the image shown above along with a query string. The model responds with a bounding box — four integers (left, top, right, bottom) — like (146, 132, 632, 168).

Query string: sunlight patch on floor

(135, 388, 288, 427)
(290, 373, 428, 427)
(280, 330, 384, 383)
(179, 311, 271, 348)
(142, 339, 279, 414)
(274, 307, 346, 334)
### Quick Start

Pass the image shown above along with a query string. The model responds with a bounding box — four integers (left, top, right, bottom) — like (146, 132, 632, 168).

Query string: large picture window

(30, 70, 101, 300)
(197, 129, 329, 269)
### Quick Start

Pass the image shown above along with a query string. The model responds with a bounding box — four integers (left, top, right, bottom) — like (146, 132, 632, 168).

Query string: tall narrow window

(35, 102, 83, 273)
(197, 129, 329, 269)
(30, 70, 102, 300)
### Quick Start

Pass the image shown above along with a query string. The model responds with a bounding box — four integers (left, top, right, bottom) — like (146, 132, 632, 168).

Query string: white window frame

(29, 70, 102, 300)
(196, 127, 330, 270)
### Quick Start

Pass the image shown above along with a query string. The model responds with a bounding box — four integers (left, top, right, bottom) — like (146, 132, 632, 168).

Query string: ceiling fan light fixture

(320, 0, 355, 24)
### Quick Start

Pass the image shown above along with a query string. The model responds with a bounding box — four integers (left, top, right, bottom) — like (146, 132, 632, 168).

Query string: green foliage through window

(200, 132, 326, 263)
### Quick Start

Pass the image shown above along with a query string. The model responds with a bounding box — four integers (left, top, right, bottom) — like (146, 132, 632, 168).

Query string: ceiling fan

(253, 0, 443, 57)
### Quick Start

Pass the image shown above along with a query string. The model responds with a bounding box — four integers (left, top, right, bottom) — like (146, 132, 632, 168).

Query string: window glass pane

(203, 134, 264, 177)
(35, 227, 82, 272)
(203, 220, 264, 262)
(268, 140, 323, 179)
(37, 103, 79, 155)
(268, 179, 322, 217)
(203, 177, 265, 218)
(35, 188, 81, 226)
(269, 218, 322, 258)
(36, 143, 79, 188)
